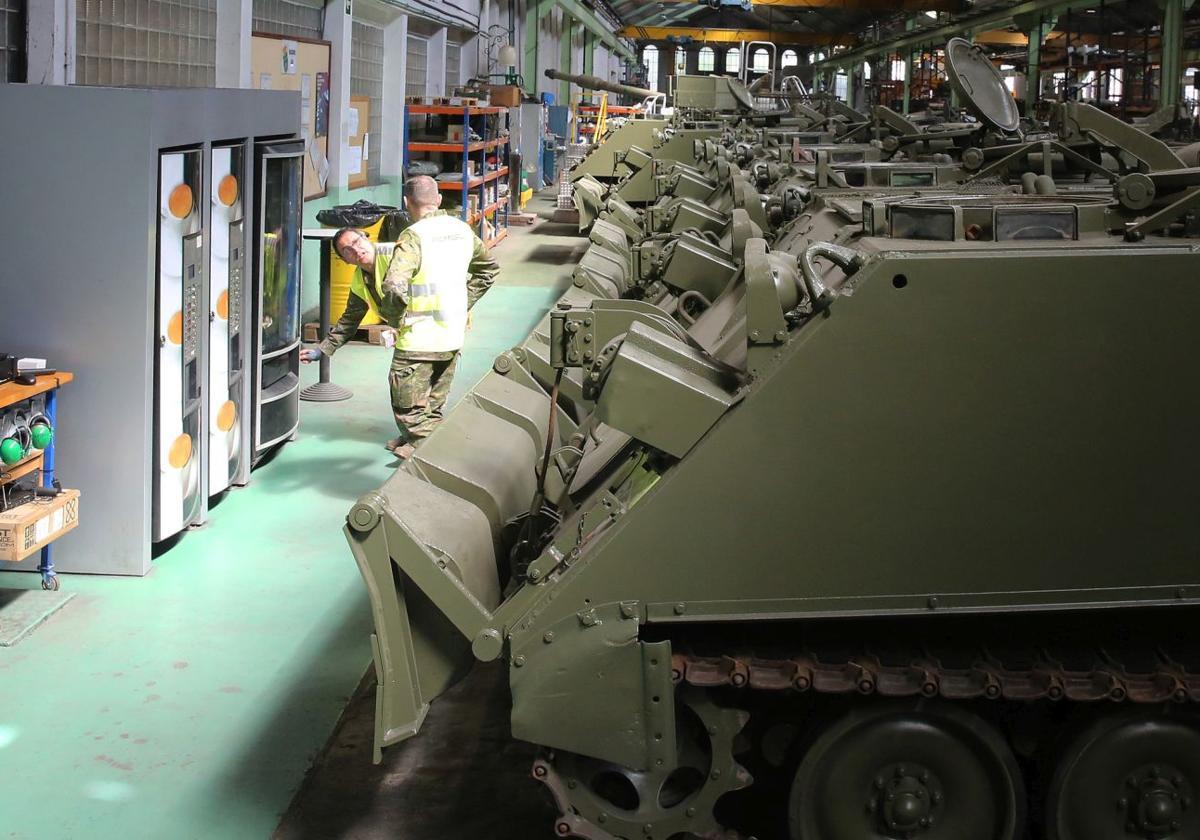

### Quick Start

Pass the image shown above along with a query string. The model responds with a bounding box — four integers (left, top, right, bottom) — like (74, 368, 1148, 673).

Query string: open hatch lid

(945, 37, 1021, 133)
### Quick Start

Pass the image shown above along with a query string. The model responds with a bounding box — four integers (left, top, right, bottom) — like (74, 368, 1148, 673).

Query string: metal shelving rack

(402, 104, 511, 248)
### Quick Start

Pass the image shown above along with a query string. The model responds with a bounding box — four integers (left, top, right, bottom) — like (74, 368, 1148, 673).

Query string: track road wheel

(788, 701, 1025, 840)
(535, 689, 752, 839)
(1047, 712, 1200, 840)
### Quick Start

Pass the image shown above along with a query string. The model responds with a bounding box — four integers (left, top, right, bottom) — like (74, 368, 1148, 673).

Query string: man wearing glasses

(301, 176, 498, 459)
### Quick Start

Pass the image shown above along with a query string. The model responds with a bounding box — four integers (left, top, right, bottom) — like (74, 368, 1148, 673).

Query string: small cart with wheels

(0, 371, 77, 589)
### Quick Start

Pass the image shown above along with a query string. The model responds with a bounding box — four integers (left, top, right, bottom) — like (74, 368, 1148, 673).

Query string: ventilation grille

(75, 0, 217, 87)
(252, 0, 322, 40)
(0, 0, 24, 82)
(351, 19, 383, 185)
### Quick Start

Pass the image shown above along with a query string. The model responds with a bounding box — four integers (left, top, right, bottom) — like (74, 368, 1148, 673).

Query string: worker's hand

(300, 348, 324, 364)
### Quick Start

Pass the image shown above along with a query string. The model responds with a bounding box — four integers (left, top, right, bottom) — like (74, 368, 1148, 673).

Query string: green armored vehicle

(345, 40, 1200, 840)
(562, 72, 764, 191)
(347, 165, 1200, 840)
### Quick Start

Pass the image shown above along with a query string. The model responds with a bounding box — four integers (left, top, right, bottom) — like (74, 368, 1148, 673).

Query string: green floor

(0, 196, 579, 840)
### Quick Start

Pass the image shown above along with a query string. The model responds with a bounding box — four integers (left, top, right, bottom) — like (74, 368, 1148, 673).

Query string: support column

(323, 0, 353, 190)
(902, 51, 913, 114)
(428, 27, 448, 97)
(1157, 0, 1195, 109)
(26, 0, 73, 84)
(583, 30, 594, 77)
(216, 0, 252, 87)
(381, 15, 409, 181)
(899, 16, 916, 114)
(524, 0, 550, 97)
(1017, 12, 1056, 117)
(560, 14, 574, 103)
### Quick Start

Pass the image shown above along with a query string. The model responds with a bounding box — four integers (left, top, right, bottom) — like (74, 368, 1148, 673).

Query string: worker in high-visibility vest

(301, 176, 498, 458)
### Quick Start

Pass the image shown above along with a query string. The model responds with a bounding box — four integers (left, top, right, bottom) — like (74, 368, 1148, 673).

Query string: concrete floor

(273, 663, 558, 840)
(0, 192, 581, 840)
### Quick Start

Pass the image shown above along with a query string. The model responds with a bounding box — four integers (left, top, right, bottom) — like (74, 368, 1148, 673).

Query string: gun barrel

(544, 69, 656, 100)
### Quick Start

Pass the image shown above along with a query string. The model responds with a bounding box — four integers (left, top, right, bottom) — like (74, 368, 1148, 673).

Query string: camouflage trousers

(389, 350, 459, 446)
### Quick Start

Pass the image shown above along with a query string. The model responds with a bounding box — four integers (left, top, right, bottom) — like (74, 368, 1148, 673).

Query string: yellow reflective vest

(347, 245, 395, 311)
(393, 215, 474, 354)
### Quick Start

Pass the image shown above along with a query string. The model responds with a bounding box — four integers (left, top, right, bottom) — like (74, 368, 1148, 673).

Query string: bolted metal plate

(945, 37, 1020, 134)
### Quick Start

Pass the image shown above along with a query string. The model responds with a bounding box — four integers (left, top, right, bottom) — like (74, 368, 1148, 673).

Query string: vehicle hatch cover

(945, 37, 1020, 133)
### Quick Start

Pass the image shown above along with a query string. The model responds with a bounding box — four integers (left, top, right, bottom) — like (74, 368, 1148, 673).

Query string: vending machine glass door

(258, 150, 302, 356)
(254, 141, 304, 454)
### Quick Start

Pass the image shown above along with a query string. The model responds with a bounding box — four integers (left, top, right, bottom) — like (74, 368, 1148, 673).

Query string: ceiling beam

(973, 29, 1163, 49)
(620, 24, 857, 43)
(814, 0, 1110, 67)
(558, 0, 637, 58)
(659, 3, 707, 24)
(655, 0, 964, 9)
(625, 3, 673, 25)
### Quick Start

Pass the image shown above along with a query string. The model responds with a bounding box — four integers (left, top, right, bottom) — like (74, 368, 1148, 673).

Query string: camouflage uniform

(319, 211, 498, 446)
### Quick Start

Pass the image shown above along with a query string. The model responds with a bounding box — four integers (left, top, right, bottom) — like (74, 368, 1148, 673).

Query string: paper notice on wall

(309, 142, 330, 189)
(361, 134, 369, 161)
(282, 40, 298, 75)
(346, 108, 360, 138)
(301, 73, 313, 100)
(345, 144, 363, 176)
(301, 104, 312, 125)
(259, 73, 272, 90)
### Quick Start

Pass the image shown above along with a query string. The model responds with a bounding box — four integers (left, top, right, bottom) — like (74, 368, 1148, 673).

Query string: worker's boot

(392, 442, 416, 460)
(385, 437, 402, 452)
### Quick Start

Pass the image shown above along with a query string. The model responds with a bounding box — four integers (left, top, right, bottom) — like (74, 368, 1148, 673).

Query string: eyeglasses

(336, 234, 366, 261)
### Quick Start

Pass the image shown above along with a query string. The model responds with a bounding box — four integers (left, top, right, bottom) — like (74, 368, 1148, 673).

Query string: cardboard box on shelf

(447, 124, 465, 142)
(486, 85, 521, 108)
(0, 489, 80, 563)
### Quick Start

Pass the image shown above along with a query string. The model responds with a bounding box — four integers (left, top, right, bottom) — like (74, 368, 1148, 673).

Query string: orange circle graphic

(168, 434, 193, 469)
(216, 400, 237, 432)
(168, 184, 193, 219)
(167, 311, 184, 345)
(217, 175, 239, 207)
(216, 289, 229, 320)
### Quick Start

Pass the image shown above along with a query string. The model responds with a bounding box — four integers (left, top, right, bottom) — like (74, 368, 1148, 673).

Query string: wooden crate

(0, 489, 80, 563)
(303, 322, 393, 345)
(359, 324, 395, 346)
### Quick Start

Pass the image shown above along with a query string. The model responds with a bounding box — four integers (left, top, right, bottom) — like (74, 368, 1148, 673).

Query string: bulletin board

(251, 32, 331, 199)
(347, 95, 370, 190)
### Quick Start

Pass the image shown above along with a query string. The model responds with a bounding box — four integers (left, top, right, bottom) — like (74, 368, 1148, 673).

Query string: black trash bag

(316, 200, 411, 241)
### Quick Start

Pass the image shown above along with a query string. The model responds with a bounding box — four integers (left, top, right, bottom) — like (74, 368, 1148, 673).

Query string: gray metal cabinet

(0, 85, 301, 575)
